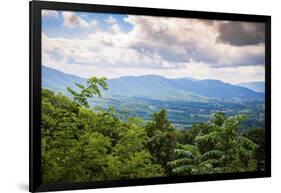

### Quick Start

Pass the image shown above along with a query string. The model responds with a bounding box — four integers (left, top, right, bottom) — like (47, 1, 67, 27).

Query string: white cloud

(42, 14, 265, 83)
(42, 10, 59, 18)
(104, 16, 122, 34)
(62, 11, 98, 28)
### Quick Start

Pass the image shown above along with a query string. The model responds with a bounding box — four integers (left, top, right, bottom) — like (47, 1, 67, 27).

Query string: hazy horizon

(43, 65, 265, 85)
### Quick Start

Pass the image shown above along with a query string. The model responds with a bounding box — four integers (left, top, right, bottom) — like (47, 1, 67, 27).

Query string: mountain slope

(237, 82, 265, 93)
(42, 66, 264, 101)
(170, 79, 263, 99)
(107, 75, 208, 101)
(42, 65, 86, 92)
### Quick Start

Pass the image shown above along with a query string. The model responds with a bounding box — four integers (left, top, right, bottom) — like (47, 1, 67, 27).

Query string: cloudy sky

(42, 10, 265, 84)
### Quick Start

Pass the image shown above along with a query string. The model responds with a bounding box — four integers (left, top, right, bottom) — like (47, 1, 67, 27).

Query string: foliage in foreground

(168, 113, 258, 174)
(41, 77, 265, 183)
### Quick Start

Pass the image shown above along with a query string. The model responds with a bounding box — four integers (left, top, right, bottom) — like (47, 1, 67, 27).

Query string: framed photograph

(30, 1, 271, 192)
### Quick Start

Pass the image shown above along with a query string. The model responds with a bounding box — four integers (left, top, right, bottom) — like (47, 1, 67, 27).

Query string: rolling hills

(42, 65, 264, 101)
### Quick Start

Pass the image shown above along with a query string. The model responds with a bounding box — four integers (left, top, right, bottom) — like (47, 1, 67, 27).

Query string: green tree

(176, 122, 212, 145)
(76, 132, 112, 181)
(244, 128, 265, 171)
(146, 109, 177, 173)
(67, 77, 108, 107)
(41, 88, 163, 183)
(168, 113, 258, 175)
(104, 116, 164, 179)
(168, 143, 216, 175)
(42, 89, 83, 182)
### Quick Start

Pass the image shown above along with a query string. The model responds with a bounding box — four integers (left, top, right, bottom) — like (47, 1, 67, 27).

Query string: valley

(91, 95, 265, 131)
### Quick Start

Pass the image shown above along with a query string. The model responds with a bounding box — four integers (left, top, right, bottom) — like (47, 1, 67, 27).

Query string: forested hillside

(41, 76, 265, 183)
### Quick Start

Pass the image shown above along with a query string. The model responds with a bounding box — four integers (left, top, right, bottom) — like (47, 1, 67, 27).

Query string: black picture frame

(30, 1, 271, 192)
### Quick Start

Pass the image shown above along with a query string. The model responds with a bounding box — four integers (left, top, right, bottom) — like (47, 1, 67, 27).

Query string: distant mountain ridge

(237, 82, 265, 93)
(42, 65, 86, 92)
(42, 65, 264, 101)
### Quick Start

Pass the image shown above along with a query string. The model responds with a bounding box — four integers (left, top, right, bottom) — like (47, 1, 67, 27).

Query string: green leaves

(67, 76, 108, 107)
(146, 109, 177, 172)
(41, 89, 163, 183)
(168, 144, 210, 175)
(243, 128, 265, 171)
(168, 113, 259, 175)
(42, 88, 263, 183)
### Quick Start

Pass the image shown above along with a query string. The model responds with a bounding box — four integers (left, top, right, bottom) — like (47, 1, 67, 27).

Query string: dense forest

(41, 77, 265, 183)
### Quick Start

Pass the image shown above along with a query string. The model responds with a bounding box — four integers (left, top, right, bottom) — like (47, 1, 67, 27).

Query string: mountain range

(237, 82, 265, 93)
(42, 65, 264, 102)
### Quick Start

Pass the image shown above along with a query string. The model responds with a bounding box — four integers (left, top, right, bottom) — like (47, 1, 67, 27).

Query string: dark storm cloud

(217, 22, 265, 46)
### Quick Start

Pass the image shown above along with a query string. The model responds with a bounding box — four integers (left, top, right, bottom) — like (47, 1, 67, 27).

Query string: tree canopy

(41, 76, 265, 183)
